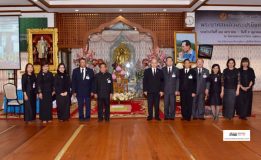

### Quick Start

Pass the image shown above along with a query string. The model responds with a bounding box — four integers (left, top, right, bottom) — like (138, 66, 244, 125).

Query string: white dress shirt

(167, 66, 172, 74)
(152, 68, 157, 75)
(80, 67, 86, 80)
(185, 68, 189, 74)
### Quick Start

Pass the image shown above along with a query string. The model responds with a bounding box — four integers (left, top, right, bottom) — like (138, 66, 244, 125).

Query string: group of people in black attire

(21, 56, 255, 123)
(143, 57, 255, 121)
(22, 62, 71, 123)
(22, 58, 113, 123)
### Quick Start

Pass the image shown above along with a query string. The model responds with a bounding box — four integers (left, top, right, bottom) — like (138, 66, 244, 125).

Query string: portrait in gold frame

(27, 28, 58, 73)
(174, 31, 197, 63)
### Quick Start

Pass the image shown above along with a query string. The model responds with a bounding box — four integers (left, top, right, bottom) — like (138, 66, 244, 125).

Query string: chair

(3, 83, 23, 118)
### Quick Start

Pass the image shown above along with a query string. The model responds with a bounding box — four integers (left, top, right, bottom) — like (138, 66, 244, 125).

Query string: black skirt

(56, 94, 70, 120)
(209, 92, 222, 106)
(236, 89, 252, 118)
(223, 89, 236, 119)
(39, 92, 53, 121)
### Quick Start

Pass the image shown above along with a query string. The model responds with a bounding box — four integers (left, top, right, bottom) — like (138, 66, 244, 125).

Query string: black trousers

(24, 92, 36, 122)
(147, 92, 160, 119)
(98, 96, 110, 120)
(180, 91, 193, 120)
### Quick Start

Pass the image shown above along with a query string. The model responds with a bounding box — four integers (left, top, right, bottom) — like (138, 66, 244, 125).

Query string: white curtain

(88, 31, 153, 65)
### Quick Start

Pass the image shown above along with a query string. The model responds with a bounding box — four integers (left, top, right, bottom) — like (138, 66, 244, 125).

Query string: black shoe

(98, 119, 103, 122)
(164, 117, 169, 120)
(181, 118, 185, 121)
(155, 118, 161, 121)
(147, 117, 153, 121)
(199, 118, 205, 120)
(239, 117, 247, 120)
(187, 119, 191, 121)
(105, 118, 110, 122)
(193, 118, 198, 120)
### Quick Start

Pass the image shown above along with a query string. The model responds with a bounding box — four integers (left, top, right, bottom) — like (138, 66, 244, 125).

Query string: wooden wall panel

(55, 13, 192, 48)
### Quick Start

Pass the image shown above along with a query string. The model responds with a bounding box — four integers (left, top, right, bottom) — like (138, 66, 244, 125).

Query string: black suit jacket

(143, 68, 164, 93)
(179, 68, 197, 94)
(54, 73, 71, 95)
(94, 72, 113, 97)
(72, 67, 95, 97)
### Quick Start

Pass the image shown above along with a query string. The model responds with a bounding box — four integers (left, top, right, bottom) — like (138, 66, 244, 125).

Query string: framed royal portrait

(27, 28, 58, 73)
(174, 32, 197, 63)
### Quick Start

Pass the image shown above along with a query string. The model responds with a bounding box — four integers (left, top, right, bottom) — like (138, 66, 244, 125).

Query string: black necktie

(153, 69, 156, 76)
(168, 68, 171, 74)
(81, 68, 84, 79)
(198, 69, 202, 76)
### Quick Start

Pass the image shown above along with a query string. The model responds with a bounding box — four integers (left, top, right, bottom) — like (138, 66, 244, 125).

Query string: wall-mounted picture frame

(198, 45, 213, 59)
(27, 28, 58, 73)
(174, 32, 197, 63)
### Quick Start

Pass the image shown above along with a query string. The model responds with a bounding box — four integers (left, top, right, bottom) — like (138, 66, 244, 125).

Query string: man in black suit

(72, 58, 95, 121)
(162, 57, 179, 120)
(179, 59, 197, 121)
(94, 63, 113, 122)
(143, 58, 164, 121)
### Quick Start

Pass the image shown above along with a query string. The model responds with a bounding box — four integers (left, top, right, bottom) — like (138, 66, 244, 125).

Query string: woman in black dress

(22, 63, 37, 123)
(222, 58, 240, 120)
(37, 61, 54, 123)
(208, 64, 223, 120)
(54, 63, 71, 121)
(236, 57, 255, 120)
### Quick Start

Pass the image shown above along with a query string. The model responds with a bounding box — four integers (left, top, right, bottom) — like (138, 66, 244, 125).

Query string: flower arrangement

(72, 45, 105, 73)
(142, 47, 167, 69)
(112, 92, 136, 102)
(134, 47, 166, 82)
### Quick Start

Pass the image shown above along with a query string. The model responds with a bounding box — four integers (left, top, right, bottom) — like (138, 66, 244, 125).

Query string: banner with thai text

(196, 11, 261, 44)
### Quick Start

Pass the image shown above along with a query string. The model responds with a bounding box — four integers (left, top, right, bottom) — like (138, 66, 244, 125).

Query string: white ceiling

(32, 0, 206, 12)
(0, 0, 261, 13)
(206, 0, 261, 5)
(45, 0, 193, 5)
(0, 0, 32, 5)
(198, 6, 261, 11)
(198, 0, 261, 11)
(0, 0, 42, 13)
(0, 7, 42, 11)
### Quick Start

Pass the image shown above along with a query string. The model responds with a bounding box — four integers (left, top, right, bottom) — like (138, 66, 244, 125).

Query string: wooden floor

(0, 93, 261, 160)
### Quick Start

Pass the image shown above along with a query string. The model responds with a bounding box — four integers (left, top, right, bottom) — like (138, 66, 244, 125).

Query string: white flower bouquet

(112, 92, 136, 102)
